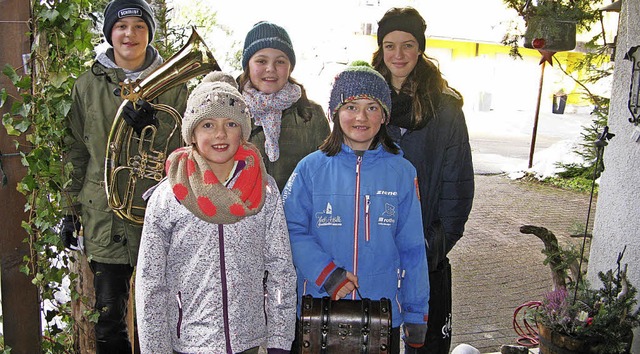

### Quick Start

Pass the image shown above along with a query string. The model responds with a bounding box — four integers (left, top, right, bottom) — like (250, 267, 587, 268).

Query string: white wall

(587, 0, 640, 352)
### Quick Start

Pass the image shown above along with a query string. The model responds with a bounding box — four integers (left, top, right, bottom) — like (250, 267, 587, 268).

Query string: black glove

(60, 215, 81, 250)
(267, 349, 290, 354)
(122, 99, 158, 136)
(322, 267, 348, 299)
(403, 322, 428, 348)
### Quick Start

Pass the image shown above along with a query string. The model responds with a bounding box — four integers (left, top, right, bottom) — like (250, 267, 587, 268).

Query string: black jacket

(387, 89, 474, 270)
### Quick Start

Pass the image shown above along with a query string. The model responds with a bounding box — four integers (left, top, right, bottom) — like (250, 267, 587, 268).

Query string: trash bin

(552, 93, 567, 114)
(478, 92, 492, 112)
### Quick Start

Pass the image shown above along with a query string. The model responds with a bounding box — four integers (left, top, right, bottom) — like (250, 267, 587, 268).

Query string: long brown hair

(372, 7, 449, 125)
(237, 69, 315, 122)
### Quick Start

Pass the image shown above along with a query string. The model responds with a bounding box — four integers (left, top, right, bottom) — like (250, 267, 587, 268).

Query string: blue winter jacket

(282, 143, 430, 327)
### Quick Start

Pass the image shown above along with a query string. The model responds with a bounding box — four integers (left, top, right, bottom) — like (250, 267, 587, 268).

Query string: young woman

(135, 72, 296, 354)
(238, 21, 331, 191)
(372, 7, 475, 354)
(283, 65, 430, 354)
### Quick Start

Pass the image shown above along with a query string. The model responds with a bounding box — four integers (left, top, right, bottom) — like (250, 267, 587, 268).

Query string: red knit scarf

(165, 143, 267, 224)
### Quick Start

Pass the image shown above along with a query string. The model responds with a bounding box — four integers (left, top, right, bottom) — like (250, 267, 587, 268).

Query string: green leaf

(10, 101, 28, 118)
(20, 263, 30, 276)
(0, 88, 6, 108)
(41, 9, 60, 22)
(48, 71, 69, 89)
(2, 64, 19, 85)
(15, 76, 31, 91)
(14, 119, 31, 133)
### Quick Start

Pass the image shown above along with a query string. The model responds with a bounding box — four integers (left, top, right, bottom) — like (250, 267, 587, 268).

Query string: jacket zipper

(176, 291, 183, 338)
(352, 155, 362, 300)
(395, 269, 405, 314)
(218, 224, 233, 354)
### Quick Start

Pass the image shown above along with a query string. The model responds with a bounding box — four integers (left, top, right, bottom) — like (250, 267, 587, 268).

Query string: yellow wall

(424, 37, 603, 106)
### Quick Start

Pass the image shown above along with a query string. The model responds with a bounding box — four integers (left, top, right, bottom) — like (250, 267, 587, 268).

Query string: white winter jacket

(135, 175, 296, 353)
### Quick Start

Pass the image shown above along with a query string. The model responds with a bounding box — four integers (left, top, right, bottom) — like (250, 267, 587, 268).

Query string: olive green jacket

(249, 100, 330, 192)
(63, 61, 187, 266)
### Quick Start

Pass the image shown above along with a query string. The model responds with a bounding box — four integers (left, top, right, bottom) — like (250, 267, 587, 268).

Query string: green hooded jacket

(249, 100, 330, 191)
(63, 59, 188, 266)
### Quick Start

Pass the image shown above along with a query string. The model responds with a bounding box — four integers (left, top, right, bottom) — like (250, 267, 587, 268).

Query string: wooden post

(71, 255, 96, 353)
(0, 1, 43, 353)
(528, 61, 546, 169)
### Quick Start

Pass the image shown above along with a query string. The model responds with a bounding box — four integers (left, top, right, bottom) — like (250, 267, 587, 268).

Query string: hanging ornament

(531, 38, 546, 49)
(537, 50, 557, 65)
(524, 15, 577, 66)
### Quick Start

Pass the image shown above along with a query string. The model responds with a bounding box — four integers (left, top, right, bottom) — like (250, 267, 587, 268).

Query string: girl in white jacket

(135, 72, 296, 354)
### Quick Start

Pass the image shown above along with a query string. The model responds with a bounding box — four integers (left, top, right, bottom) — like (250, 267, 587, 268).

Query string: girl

(135, 72, 296, 354)
(372, 7, 475, 354)
(238, 21, 331, 191)
(283, 65, 429, 354)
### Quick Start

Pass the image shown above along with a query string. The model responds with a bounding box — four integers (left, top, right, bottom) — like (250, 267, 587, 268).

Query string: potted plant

(520, 225, 640, 354)
(502, 0, 599, 56)
(536, 266, 639, 353)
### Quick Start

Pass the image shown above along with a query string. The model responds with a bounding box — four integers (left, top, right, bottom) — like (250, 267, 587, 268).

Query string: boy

(60, 0, 187, 351)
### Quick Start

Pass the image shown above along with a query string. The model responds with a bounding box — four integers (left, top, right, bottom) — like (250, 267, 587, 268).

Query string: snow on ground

(465, 106, 596, 179)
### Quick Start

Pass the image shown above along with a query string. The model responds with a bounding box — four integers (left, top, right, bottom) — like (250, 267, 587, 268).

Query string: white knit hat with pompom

(182, 71, 252, 145)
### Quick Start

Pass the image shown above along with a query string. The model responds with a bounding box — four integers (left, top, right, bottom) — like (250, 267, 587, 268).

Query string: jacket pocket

(426, 220, 446, 270)
(176, 291, 183, 339)
(364, 195, 371, 242)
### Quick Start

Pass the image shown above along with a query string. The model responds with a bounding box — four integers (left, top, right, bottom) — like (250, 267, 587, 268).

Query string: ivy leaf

(20, 263, 30, 276)
(2, 64, 19, 85)
(3, 113, 19, 136)
(41, 9, 60, 23)
(56, 99, 72, 117)
(0, 87, 6, 108)
(14, 119, 31, 133)
(49, 71, 69, 89)
(15, 75, 31, 90)
(10, 100, 28, 118)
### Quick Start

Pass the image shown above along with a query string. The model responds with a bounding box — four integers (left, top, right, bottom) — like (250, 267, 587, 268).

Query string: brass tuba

(104, 28, 220, 224)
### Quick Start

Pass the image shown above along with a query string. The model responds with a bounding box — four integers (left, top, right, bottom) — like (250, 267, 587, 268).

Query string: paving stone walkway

(448, 174, 596, 353)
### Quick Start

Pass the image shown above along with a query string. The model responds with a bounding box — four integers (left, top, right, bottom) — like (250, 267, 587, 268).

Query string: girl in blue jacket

(282, 65, 430, 354)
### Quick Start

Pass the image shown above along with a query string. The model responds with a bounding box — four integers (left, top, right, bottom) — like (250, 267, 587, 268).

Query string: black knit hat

(242, 21, 296, 70)
(376, 7, 427, 52)
(103, 0, 156, 46)
(328, 65, 391, 121)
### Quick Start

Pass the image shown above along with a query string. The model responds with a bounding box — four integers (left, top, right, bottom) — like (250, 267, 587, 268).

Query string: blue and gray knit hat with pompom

(328, 65, 392, 121)
(241, 21, 296, 70)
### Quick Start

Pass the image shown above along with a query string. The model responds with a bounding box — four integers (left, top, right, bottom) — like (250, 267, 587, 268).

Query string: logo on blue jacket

(377, 203, 396, 226)
(316, 203, 343, 227)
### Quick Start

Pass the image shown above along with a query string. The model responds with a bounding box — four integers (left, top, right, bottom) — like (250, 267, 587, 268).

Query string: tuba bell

(104, 27, 220, 224)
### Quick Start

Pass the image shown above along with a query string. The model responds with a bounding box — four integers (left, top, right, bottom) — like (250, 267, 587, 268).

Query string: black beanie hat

(376, 7, 427, 52)
(103, 0, 156, 46)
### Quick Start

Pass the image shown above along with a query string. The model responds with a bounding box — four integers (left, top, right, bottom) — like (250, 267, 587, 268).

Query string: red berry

(532, 38, 546, 49)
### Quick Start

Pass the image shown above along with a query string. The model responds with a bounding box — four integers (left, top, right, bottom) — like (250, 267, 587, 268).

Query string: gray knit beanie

(328, 65, 392, 120)
(182, 71, 252, 145)
(103, 0, 156, 46)
(242, 21, 296, 70)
